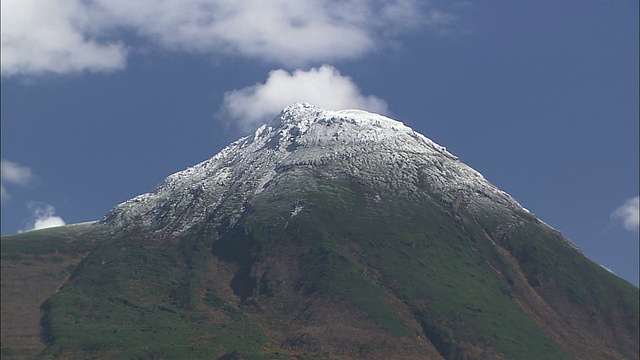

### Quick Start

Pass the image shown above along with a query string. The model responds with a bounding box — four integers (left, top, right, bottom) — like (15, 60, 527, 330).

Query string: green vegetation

(36, 229, 272, 359)
(248, 170, 571, 359)
(1, 223, 109, 256)
(502, 218, 639, 314)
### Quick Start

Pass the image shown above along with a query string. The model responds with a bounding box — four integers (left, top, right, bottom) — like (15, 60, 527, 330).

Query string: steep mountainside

(2, 104, 638, 359)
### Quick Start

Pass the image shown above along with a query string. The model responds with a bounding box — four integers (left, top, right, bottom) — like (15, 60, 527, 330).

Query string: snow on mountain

(103, 103, 530, 236)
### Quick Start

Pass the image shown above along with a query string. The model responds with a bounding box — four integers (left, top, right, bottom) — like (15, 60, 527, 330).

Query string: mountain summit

(105, 103, 524, 238)
(2, 104, 638, 359)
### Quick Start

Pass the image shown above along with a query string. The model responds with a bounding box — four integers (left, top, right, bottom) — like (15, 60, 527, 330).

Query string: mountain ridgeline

(1, 103, 638, 359)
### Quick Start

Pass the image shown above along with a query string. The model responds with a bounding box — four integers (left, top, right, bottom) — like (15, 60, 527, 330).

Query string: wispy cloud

(2, 0, 452, 76)
(23, 202, 66, 232)
(219, 64, 388, 131)
(611, 196, 639, 232)
(1, 159, 34, 203)
(1, 160, 66, 231)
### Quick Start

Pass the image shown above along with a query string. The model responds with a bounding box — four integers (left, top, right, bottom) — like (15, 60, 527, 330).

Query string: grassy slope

(247, 171, 572, 359)
(2, 224, 274, 359)
(238, 166, 638, 359)
(37, 228, 273, 359)
(494, 215, 640, 359)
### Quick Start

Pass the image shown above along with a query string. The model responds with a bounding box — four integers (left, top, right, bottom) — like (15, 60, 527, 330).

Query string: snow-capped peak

(103, 104, 528, 236)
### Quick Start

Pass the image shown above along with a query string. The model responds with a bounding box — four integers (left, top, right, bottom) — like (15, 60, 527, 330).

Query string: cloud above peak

(2, 0, 451, 76)
(219, 65, 389, 132)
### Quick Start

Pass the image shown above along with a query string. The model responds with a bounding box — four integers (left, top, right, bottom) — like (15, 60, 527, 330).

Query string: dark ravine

(1, 104, 638, 359)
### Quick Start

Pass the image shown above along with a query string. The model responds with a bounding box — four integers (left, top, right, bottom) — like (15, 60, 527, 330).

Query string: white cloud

(1, 159, 33, 184)
(220, 64, 389, 131)
(1, 0, 127, 76)
(612, 196, 639, 232)
(0, 161, 66, 231)
(1, 159, 34, 203)
(97, 0, 374, 65)
(2, 0, 450, 75)
(34, 215, 66, 230)
(23, 202, 66, 232)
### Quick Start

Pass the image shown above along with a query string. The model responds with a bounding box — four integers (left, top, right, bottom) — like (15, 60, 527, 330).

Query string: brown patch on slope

(205, 240, 444, 359)
(1, 252, 88, 359)
(469, 210, 638, 360)
(534, 278, 639, 360)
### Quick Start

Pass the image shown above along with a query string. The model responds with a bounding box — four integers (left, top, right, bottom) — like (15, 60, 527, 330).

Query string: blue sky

(1, 1, 638, 286)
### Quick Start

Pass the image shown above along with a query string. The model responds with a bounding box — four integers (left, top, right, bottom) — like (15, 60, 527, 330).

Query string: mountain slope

(2, 104, 638, 359)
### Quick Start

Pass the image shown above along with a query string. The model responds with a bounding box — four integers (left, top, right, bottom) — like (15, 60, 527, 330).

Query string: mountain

(2, 103, 638, 359)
